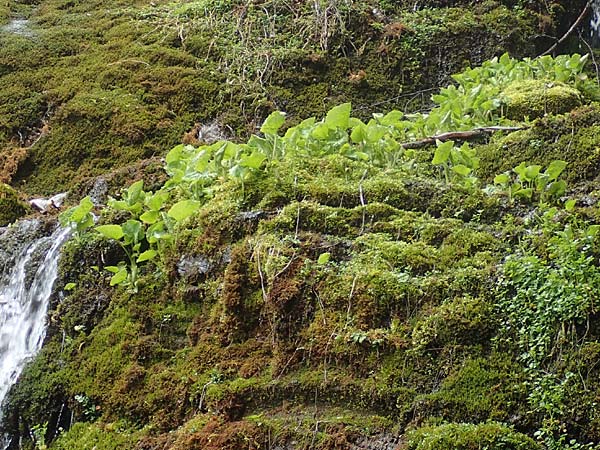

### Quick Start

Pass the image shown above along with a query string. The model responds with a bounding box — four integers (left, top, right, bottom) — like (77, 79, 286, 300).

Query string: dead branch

(400, 126, 527, 149)
(539, 1, 592, 57)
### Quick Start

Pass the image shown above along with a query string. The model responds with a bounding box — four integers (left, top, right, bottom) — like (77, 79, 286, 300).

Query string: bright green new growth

(490, 160, 568, 205)
(58, 197, 94, 239)
(59, 53, 591, 293)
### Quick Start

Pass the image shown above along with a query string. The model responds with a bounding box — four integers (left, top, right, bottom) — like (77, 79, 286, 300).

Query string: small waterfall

(0, 223, 70, 426)
(592, 1, 600, 39)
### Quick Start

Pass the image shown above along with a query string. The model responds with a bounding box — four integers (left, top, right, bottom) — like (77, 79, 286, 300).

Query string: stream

(0, 221, 70, 448)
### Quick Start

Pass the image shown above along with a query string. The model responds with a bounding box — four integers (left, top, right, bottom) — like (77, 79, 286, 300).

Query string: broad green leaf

(64, 282, 76, 291)
(545, 160, 567, 181)
(96, 224, 124, 240)
(325, 103, 351, 129)
(127, 180, 144, 202)
(452, 164, 471, 176)
(317, 252, 331, 265)
(168, 200, 201, 221)
(379, 110, 403, 126)
(240, 150, 267, 169)
(432, 140, 453, 165)
(70, 197, 94, 222)
(122, 220, 143, 245)
(311, 123, 330, 140)
(137, 249, 158, 263)
(494, 173, 510, 185)
(564, 199, 576, 211)
(260, 111, 286, 135)
(105, 266, 120, 274)
(110, 268, 128, 286)
(108, 199, 129, 211)
(140, 210, 160, 224)
(523, 165, 542, 182)
(145, 191, 169, 211)
(515, 188, 533, 199)
(166, 144, 185, 164)
(350, 124, 366, 143)
(546, 180, 567, 198)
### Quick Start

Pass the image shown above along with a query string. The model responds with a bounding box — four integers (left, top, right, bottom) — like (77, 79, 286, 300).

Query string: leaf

(523, 165, 542, 182)
(325, 103, 351, 129)
(546, 180, 567, 198)
(168, 200, 201, 221)
(452, 164, 471, 176)
(564, 199, 576, 211)
(64, 282, 76, 291)
(515, 188, 533, 200)
(317, 252, 331, 265)
(104, 266, 120, 274)
(379, 110, 403, 126)
(350, 123, 366, 143)
(494, 173, 510, 185)
(545, 160, 567, 181)
(432, 140, 453, 165)
(122, 220, 143, 245)
(96, 224, 124, 240)
(145, 191, 169, 211)
(166, 144, 185, 164)
(137, 249, 158, 263)
(140, 210, 160, 224)
(110, 268, 128, 286)
(311, 123, 330, 140)
(260, 111, 286, 135)
(126, 180, 144, 203)
(239, 150, 267, 169)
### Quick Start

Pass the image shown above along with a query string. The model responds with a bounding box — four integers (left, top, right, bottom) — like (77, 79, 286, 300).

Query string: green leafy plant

(432, 139, 479, 186)
(58, 196, 94, 239)
(491, 160, 567, 205)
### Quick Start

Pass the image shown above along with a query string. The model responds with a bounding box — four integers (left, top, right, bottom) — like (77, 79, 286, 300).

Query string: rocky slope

(1, 1, 600, 450)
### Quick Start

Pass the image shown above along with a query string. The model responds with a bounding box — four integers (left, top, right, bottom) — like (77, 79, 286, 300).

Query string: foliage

(432, 140, 479, 186)
(488, 160, 568, 205)
(497, 209, 600, 448)
(59, 196, 94, 239)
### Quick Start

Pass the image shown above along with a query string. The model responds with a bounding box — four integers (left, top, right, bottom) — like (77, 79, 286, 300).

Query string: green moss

(414, 356, 527, 423)
(406, 422, 540, 450)
(478, 103, 600, 183)
(0, 182, 28, 225)
(411, 296, 495, 351)
(501, 79, 582, 120)
(50, 422, 142, 450)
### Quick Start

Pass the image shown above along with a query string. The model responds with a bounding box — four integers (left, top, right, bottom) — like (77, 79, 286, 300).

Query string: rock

(29, 192, 68, 213)
(501, 79, 582, 120)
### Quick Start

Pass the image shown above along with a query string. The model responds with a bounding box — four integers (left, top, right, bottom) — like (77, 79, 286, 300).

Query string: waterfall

(0, 222, 70, 425)
(592, 0, 600, 39)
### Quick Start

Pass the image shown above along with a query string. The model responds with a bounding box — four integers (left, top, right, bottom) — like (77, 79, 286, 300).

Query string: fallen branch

(538, 1, 592, 57)
(400, 126, 527, 149)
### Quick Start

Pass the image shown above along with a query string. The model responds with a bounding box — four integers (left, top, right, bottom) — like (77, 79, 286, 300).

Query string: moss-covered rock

(405, 422, 540, 450)
(0, 182, 28, 226)
(501, 79, 582, 120)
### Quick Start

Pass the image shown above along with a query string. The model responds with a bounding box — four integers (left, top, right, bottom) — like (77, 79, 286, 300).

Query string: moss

(413, 355, 527, 423)
(501, 79, 582, 120)
(411, 296, 496, 351)
(478, 103, 600, 183)
(50, 422, 142, 450)
(0, 182, 28, 225)
(404, 422, 540, 450)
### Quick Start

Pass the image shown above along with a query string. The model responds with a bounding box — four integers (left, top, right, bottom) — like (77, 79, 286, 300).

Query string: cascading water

(592, 1, 600, 39)
(0, 221, 70, 439)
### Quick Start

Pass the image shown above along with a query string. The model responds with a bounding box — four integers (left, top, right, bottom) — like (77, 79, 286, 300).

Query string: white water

(592, 1, 600, 39)
(0, 225, 70, 421)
